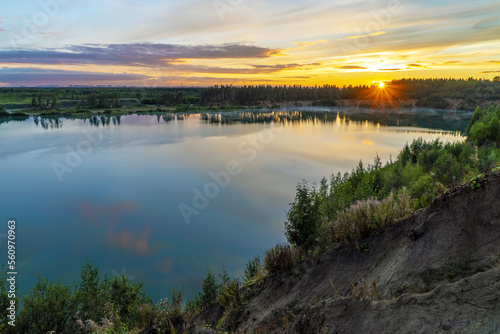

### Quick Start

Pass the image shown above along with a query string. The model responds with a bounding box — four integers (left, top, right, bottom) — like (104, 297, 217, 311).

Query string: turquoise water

(0, 108, 469, 301)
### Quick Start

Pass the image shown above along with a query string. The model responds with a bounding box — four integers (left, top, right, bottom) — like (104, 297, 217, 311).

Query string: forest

(1, 77, 499, 113)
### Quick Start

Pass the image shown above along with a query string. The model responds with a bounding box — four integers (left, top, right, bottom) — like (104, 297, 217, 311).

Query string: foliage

(285, 114, 500, 250)
(145, 289, 188, 334)
(75, 259, 108, 324)
(201, 84, 341, 105)
(200, 270, 219, 307)
(284, 180, 327, 251)
(264, 244, 299, 274)
(329, 189, 414, 244)
(18, 275, 76, 334)
(243, 256, 263, 283)
(1, 79, 500, 112)
(393, 78, 500, 103)
(415, 94, 450, 109)
(184, 292, 203, 317)
(108, 273, 151, 327)
(218, 280, 242, 309)
(470, 175, 487, 190)
(466, 104, 500, 145)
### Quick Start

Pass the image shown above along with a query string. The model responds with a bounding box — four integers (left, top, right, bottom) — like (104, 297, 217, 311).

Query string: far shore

(2, 97, 498, 119)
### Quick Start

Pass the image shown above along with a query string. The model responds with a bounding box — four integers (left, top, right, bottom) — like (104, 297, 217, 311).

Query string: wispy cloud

(0, 67, 149, 85)
(0, 43, 281, 67)
(338, 65, 367, 70)
(0, 67, 290, 86)
(379, 68, 404, 71)
(339, 31, 386, 41)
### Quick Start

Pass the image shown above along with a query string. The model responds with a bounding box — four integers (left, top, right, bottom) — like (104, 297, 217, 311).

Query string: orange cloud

(111, 228, 151, 255)
(78, 201, 151, 255)
(338, 65, 367, 70)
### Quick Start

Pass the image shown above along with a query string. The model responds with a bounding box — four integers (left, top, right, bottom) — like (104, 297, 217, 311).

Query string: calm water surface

(0, 107, 470, 301)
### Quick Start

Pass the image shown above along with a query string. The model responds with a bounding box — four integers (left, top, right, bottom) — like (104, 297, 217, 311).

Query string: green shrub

(108, 273, 151, 327)
(184, 293, 203, 317)
(478, 145, 500, 172)
(466, 105, 500, 145)
(243, 256, 262, 282)
(218, 280, 241, 309)
(18, 275, 76, 334)
(408, 174, 435, 209)
(284, 181, 327, 252)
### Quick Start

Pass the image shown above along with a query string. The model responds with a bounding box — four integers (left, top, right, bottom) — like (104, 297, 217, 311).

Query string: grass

(329, 188, 414, 244)
(264, 244, 301, 274)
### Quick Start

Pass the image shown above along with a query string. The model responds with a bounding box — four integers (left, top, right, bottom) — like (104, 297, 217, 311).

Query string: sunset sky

(0, 0, 499, 87)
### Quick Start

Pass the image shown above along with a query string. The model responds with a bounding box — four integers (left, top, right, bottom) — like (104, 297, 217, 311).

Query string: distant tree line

(200, 84, 342, 105)
(393, 78, 500, 109)
(200, 78, 500, 109)
(1, 78, 500, 111)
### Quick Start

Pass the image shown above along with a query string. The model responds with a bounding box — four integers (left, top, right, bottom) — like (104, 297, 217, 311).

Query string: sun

(378, 82, 385, 89)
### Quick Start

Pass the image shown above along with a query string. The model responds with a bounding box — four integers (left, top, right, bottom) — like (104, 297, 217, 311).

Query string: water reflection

(199, 109, 470, 132)
(35, 117, 64, 130)
(0, 114, 30, 125)
(1, 108, 472, 134)
(0, 107, 469, 303)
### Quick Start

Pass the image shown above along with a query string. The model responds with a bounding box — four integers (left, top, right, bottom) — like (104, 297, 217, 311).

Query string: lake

(0, 107, 470, 301)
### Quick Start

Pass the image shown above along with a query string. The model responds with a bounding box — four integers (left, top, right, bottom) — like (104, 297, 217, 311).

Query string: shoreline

(1, 99, 483, 120)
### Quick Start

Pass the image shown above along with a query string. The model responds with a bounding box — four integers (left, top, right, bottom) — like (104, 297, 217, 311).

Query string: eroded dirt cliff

(189, 172, 500, 334)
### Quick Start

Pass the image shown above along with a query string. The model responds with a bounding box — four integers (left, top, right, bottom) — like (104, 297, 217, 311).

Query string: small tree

(108, 273, 151, 326)
(38, 94, 44, 109)
(31, 96, 38, 109)
(243, 256, 262, 282)
(200, 270, 218, 307)
(284, 181, 325, 252)
(51, 94, 58, 109)
(76, 260, 106, 323)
